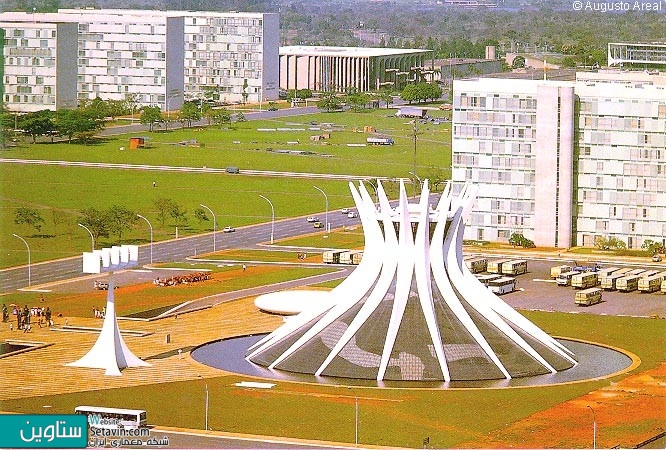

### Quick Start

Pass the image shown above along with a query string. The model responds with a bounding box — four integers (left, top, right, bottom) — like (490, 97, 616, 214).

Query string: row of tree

(14, 199, 215, 243)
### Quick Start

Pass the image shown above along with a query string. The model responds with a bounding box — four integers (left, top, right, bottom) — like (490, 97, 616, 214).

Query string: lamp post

(199, 204, 217, 253)
(587, 405, 596, 449)
(412, 121, 418, 196)
(136, 214, 153, 264)
(313, 185, 329, 232)
(12, 233, 31, 286)
(78, 223, 95, 252)
(259, 195, 274, 244)
(165, 90, 181, 131)
(198, 375, 209, 431)
(347, 387, 358, 446)
(409, 171, 422, 191)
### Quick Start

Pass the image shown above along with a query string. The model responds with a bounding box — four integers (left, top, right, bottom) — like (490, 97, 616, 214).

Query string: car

(313, 221, 324, 228)
(223, 226, 235, 233)
(653, 254, 662, 262)
(306, 216, 319, 223)
(347, 211, 358, 218)
(341, 208, 350, 214)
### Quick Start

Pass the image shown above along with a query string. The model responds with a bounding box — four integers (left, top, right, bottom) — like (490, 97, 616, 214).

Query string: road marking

(533, 278, 557, 283)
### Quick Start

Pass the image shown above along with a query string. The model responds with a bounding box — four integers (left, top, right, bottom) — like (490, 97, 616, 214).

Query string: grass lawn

(276, 226, 366, 249)
(0, 264, 335, 318)
(1, 109, 450, 269)
(4, 311, 663, 448)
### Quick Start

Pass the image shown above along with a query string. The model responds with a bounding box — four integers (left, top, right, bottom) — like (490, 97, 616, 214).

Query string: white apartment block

(452, 71, 666, 249)
(0, 18, 78, 112)
(58, 9, 279, 105)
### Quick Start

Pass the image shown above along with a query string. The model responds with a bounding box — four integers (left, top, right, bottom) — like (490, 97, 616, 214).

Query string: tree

(317, 92, 343, 112)
(235, 112, 247, 122)
(379, 90, 393, 109)
(400, 84, 420, 104)
(53, 109, 104, 144)
(594, 235, 626, 251)
(178, 101, 202, 128)
(511, 55, 526, 69)
(105, 205, 138, 241)
(210, 108, 232, 126)
(267, 101, 278, 111)
(14, 207, 45, 233)
(79, 207, 110, 241)
(194, 207, 210, 224)
(509, 232, 535, 248)
(18, 110, 54, 143)
(154, 198, 176, 227)
(641, 239, 664, 255)
(140, 106, 163, 132)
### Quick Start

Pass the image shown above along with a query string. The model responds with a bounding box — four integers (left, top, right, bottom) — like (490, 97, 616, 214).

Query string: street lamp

(199, 204, 217, 252)
(409, 171, 422, 191)
(412, 121, 418, 196)
(259, 195, 274, 244)
(165, 90, 181, 131)
(12, 233, 31, 286)
(313, 185, 328, 232)
(78, 223, 94, 252)
(587, 405, 596, 449)
(198, 376, 209, 431)
(347, 387, 358, 446)
(136, 214, 153, 264)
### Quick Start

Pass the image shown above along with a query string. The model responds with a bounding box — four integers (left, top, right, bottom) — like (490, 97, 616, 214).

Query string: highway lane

(0, 209, 363, 293)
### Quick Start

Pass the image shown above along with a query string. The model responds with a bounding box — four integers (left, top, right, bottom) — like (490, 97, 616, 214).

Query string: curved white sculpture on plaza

(247, 180, 577, 381)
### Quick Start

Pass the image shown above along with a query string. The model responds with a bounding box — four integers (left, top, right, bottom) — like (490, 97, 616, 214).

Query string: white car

(223, 226, 236, 233)
(341, 208, 350, 214)
(347, 211, 358, 218)
(306, 216, 319, 223)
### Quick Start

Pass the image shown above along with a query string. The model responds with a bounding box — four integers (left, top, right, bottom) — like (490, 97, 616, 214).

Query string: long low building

(279, 46, 433, 93)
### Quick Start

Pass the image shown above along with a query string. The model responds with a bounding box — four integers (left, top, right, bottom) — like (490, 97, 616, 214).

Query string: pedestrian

(1, 304, 7, 322)
(242, 264, 247, 272)
(152, 181, 157, 188)
(39, 293, 45, 303)
(45, 307, 52, 327)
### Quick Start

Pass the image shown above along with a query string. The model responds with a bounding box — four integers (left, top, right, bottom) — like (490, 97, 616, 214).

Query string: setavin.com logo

(0, 414, 88, 448)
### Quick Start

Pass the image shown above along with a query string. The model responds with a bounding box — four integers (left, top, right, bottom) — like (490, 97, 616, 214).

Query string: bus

(575, 288, 603, 306)
(487, 259, 511, 274)
(597, 267, 620, 285)
(465, 257, 488, 274)
(74, 406, 147, 429)
(616, 275, 640, 292)
(639, 269, 660, 278)
(488, 277, 516, 295)
(571, 272, 598, 289)
(638, 272, 666, 293)
(475, 273, 502, 286)
(625, 268, 646, 276)
(556, 270, 579, 286)
(550, 265, 572, 279)
(501, 260, 528, 276)
(662, 279, 666, 294)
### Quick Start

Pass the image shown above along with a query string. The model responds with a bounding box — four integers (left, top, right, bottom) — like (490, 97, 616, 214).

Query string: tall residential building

(0, 17, 77, 112)
(452, 71, 666, 249)
(58, 9, 280, 104)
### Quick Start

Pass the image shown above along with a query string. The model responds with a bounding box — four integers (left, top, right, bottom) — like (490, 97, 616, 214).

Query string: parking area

(479, 257, 666, 317)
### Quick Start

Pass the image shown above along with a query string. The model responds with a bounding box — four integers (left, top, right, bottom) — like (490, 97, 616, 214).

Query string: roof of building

(279, 46, 430, 57)
(480, 69, 577, 81)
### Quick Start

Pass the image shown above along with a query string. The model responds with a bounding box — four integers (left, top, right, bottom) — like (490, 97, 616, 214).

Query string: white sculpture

(68, 245, 150, 376)
(247, 180, 577, 381)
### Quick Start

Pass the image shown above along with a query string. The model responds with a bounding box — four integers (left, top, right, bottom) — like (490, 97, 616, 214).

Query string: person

(242, 264, 247, 272)
(39, 293, 45, 303)
(1, 304, 7, 322)
(45, 307, 52, 327)
(152, 181, 157, 188)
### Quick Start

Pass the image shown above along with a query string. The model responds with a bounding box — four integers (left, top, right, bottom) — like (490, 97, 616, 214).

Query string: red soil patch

(457, 363, 666, 448)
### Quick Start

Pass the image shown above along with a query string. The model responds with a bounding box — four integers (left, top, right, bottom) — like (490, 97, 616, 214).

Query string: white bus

(75, 406, 147, 429)
(616, 275, 640, 292)
(638, 272, 666, 293)
(475, 274, 502, 286)
(639, 269, 660, 278)
(487, 259, 511, 274)
(556, 270, 579, 286)
(575, 288, 602, 306)
(571, 272, 598, 289)
(465, 257, 488, 274)
(550, 265, 572, 279)
(500, 260, 528, 276)
(488, 277, 516, 295)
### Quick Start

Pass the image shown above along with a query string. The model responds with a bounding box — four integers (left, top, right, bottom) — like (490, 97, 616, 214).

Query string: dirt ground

(458, 362, 666, 449)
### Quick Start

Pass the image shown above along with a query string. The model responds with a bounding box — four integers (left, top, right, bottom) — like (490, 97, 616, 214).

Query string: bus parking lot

(472, 256, 666, 318)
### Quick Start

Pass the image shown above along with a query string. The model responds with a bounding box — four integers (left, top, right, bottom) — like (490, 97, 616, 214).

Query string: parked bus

(323, 250, 346, 264)
(662, 279, 666, 294)
(488, 277, 516, 295)
(616, 275, 640, 292)
(639, 269, 660, 278)
(638, 272, 666, 293)
(575, 288, 603, 306)
(571, 272, 599, 289)
(501, 260, 528, 276)
(550, 265, 572, 279)
(597, 267, 620, 285)
(556, 270, 579, 286)
(475, 274, 502, 286)
(339, 250, 363, 265)
(625, 268, 646, 276)
(74, 406, 147, 429)
(601, 273, 624, 291)
(487, 259, 511, 274)
(465, 257, 488, 274)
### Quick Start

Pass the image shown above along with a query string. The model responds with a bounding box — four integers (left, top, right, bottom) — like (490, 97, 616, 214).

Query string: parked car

(653, 254, 663, 262)
(306, 216, 319, 223)
(223, 226, 235, 233)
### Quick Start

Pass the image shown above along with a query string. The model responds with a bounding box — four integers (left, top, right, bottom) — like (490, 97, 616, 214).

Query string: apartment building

(0, 17, 78, 112)
(452, 71, 666, 249)
(58, 8, 279, 105)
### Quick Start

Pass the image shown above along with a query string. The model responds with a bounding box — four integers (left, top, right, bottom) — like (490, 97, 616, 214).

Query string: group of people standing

(3, 303, 52, 332)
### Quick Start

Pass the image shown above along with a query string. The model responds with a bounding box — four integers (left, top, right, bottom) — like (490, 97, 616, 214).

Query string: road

(0, 210, 362, 293)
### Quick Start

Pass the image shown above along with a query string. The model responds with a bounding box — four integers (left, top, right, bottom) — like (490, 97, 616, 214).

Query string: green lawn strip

(0, 265, 335, 318)
(198, 249, 318, 262)
(4, 313, 662, 448)
(275, 228, 366, 249)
